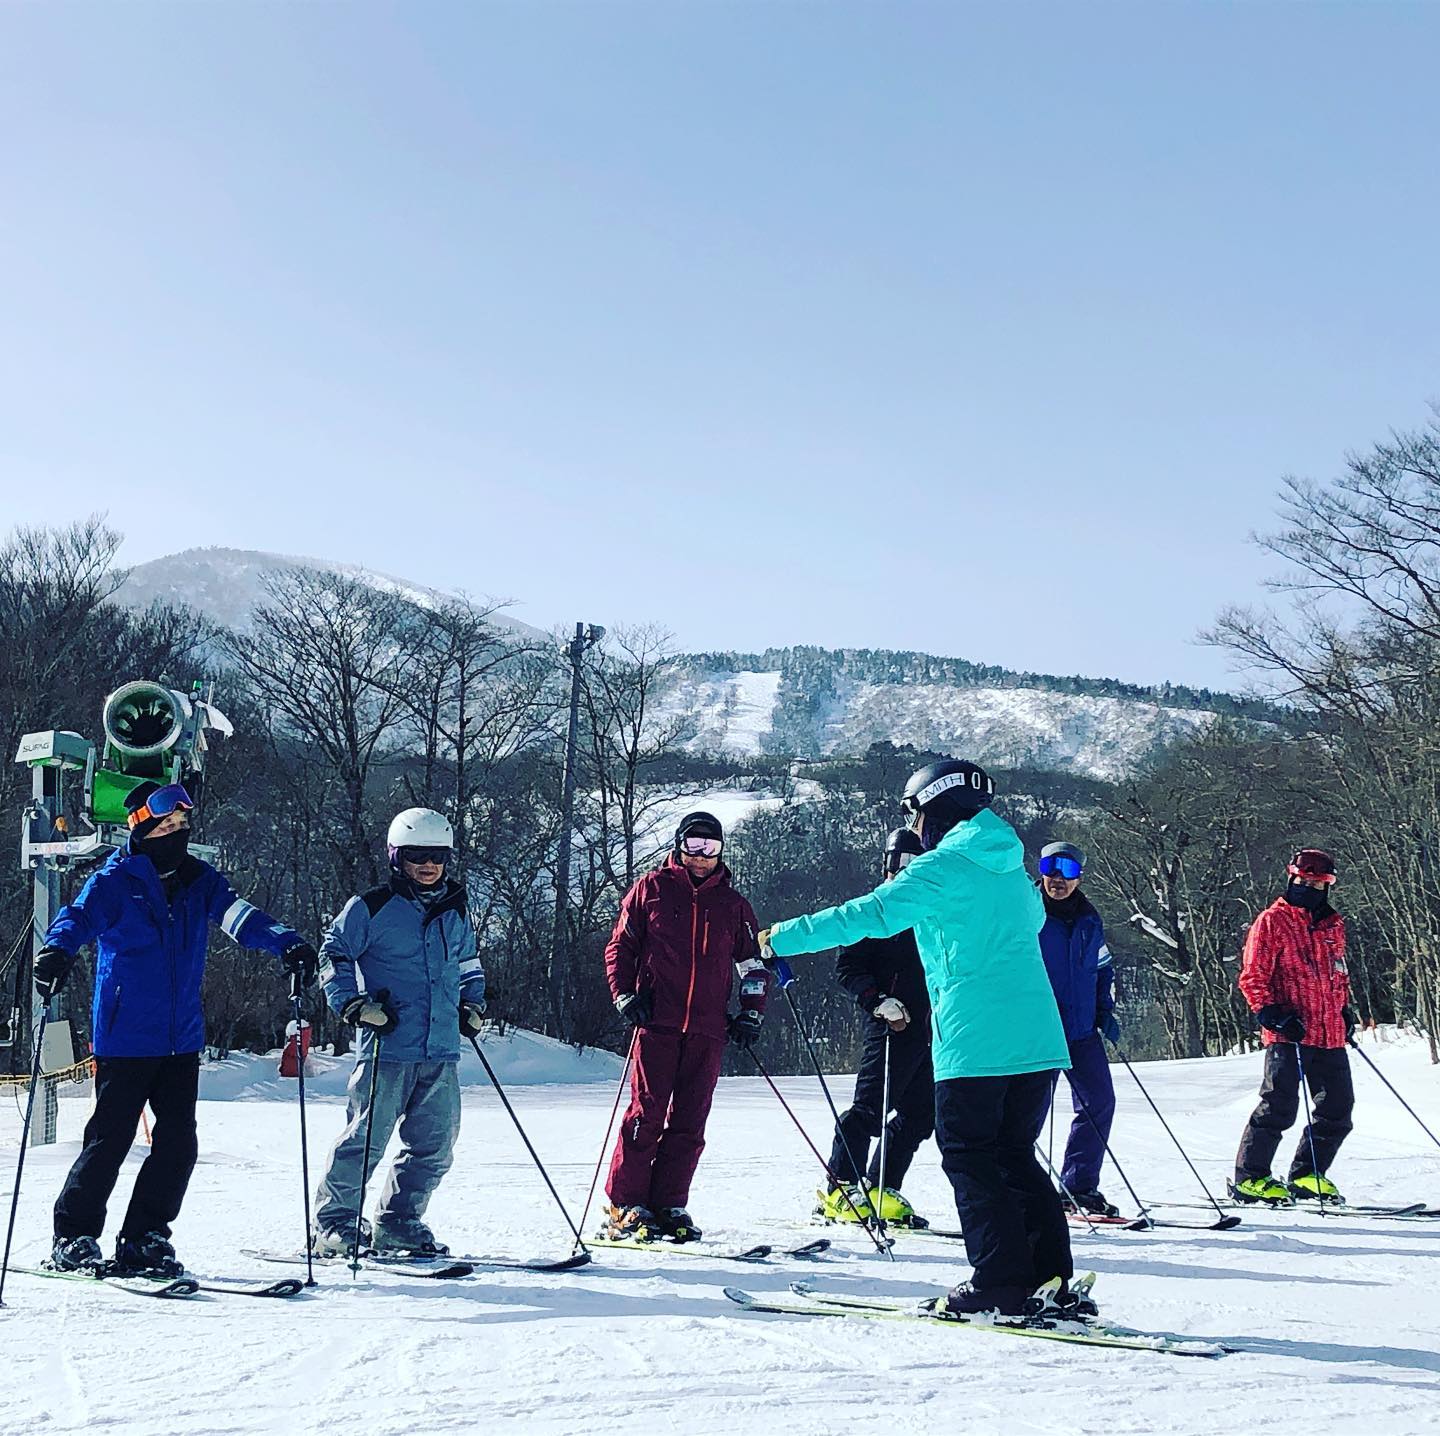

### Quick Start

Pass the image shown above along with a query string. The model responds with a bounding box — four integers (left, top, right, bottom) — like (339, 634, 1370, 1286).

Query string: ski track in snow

(3, 1038, 1439, 1435)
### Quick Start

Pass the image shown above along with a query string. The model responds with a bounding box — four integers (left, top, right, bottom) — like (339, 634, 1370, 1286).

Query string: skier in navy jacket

(1035, 842, 1121, 1216)
(32, 780, 315, 1276)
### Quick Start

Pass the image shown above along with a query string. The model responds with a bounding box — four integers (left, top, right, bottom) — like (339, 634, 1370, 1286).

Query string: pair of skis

(6, 1263, 305, 1300)
(726, 1276, 1237, 1358)
(244, 1247, 595, 1281)
(588, 1236, 832, 1264)
(1147, 1198, 1439, 1221)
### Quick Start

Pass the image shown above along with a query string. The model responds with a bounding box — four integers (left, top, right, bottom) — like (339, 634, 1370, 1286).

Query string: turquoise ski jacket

(767, 808, 1069, 1082)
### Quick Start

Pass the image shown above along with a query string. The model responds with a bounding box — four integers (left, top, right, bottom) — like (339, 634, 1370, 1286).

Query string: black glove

(727, 1009, 763, 1048)
(33, 945, 73, 1000)
(1342, 1005, 1360, 1040)
(459, 999, 487, 1036)
(341, 989, 399, 1036)
(280, 940, 318, 988)
(615, 991, 653, 1028)
(1256, 1004, 1305, 1044)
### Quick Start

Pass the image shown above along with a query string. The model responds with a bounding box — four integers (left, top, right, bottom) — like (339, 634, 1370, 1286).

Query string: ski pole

(873, 1030, 892, 1244)
(467, 1032, 589, 1252)
(774, 971, 878, 1230)
(349, 1011, 387, 1276)
(0, 1002, 49, 1308)
(1031, 1136, 1103, 1234)
(1293, 1044, 1330, 1217)
(746, 1046, 893, 1258)
(1108, 1040, 1232, 1225)
(575, 1026, 637, 1247)
(289, 974, 316, 1287)
(1348, 1036, 1440, 1152)
(1065, 1072, 1152, 1227)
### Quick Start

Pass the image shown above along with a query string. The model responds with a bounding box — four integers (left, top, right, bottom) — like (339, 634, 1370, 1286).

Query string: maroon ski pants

(606, 1030, 726, 1210)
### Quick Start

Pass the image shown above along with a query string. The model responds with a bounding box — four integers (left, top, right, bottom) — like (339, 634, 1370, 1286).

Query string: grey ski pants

(313, 1058, 461, 1234)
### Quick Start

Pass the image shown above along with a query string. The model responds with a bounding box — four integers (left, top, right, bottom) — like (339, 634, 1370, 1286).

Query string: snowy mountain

(114, 546, 549, 641)
(117, 550, 1259, 782)
(658, 665, 1224, 781)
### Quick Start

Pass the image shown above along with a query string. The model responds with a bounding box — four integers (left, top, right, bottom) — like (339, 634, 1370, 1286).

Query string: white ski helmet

(387, 807, 454, 867)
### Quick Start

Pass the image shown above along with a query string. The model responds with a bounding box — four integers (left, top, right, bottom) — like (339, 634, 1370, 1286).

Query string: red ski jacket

(1237, 897, 1349, 1049)
(604, 856, 768, 1041)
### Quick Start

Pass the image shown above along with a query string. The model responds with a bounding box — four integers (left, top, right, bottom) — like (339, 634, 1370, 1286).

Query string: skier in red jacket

(601, 811, 769, 1242)
(1233, 848, 1356, 1205)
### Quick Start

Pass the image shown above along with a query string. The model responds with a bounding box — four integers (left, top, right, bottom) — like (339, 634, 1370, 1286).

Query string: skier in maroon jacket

(601, 811, 769, 1241)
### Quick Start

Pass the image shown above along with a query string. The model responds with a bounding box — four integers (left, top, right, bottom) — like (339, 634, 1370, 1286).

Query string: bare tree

(220, 569, 419, 892)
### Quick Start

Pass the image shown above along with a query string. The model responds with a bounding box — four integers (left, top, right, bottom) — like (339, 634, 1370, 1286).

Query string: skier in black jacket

(817, 827, 935, 1228)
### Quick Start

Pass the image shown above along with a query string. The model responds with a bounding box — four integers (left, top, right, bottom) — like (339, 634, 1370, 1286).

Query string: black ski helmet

(901, 759, 995, 840)
(674, 810, 724, 851)
(883, 825, 924, 877)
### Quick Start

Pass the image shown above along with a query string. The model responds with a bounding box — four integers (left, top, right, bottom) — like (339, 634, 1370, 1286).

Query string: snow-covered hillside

(656, 668, 1217, 780)
(114, 546, 548, 640)
(3, 1032, 1438, 1435)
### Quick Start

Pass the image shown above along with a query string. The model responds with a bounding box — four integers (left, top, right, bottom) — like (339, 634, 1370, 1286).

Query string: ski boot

(600, 1203, 656, 1241)
(48, 1234, 105, 1273)
(1229, 1175, 1294, 1207)
(868, 1186, 928, 1229)
(1288, 1172, 1343, 1205)
(311, 1217, 371, 1258)
(653, 1207, 702, 1243)
(1063, 1189, 1119, 1218)
(114, 1231, 184, 1278)
(373, 1219, 451, 1257)
(815, 1184, 875, 1224)
(943, 1281, 1034, 1319)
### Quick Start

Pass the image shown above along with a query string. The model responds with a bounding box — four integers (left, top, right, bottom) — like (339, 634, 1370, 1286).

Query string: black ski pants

(828, 1019, 935, 1190)
(53, 1053, 201, 1242)
(1235, 1043, 1354, 1183)
(935, 1069, 1072, 1292)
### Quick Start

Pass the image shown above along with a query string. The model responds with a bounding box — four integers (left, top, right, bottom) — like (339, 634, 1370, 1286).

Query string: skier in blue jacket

(1036, 841, 1121, 1216)
(32, 780, 315, 1276)
(311, 807, 486, 1257)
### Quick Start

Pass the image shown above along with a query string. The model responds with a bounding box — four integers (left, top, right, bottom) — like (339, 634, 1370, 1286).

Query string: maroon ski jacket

(604, 856, 768, 1041)
(1238, 897, 1349, 1049)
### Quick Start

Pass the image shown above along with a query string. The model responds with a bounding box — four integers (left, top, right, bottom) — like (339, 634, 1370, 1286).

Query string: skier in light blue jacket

(311, 808, 486, 1257)
(762, 761, 1080, 1321)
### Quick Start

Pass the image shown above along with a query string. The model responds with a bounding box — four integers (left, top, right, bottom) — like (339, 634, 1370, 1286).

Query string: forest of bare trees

(4, 412, 1440, 1074)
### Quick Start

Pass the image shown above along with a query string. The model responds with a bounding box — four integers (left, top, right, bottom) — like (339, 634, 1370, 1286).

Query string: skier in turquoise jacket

(762, 760, 1080, 1320)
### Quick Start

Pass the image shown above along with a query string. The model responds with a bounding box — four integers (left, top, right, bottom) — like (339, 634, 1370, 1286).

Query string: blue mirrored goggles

(126, 782, 195, 829)
(1038, 853, 1083, 881)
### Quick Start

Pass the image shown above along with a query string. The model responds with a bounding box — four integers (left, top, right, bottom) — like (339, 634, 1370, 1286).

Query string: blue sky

(3, 2, 1437, 689)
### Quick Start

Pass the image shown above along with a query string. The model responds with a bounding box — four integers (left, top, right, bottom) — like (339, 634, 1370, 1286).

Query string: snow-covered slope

(114, 546, 548, 640)
(656, 668, 1216, 780)
(3, 1031, 1438, 1435)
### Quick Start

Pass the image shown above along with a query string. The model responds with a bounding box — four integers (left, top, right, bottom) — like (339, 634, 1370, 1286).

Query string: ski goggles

(680, 836, 723, 857)
(1037, 853, 1083, 881)
(126, 783, 194, 830)
(399, 845, 451, 866)
(1287, 861, 1336, 885)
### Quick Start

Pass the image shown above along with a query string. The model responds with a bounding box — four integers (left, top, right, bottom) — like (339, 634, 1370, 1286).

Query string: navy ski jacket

(319, 875, 484, 1063)
(1037, 890, 1115, 1042)
(45, 849, 302, 1058)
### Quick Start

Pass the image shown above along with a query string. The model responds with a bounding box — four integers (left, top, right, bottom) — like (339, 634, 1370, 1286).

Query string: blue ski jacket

(319, 875, 485, 1063)
(45, 849, 302, 1058)
(1037, 890, 1115, 1042)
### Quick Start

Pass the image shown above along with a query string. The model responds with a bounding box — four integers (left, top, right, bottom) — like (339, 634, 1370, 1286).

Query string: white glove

(875, 997, 910, 1032)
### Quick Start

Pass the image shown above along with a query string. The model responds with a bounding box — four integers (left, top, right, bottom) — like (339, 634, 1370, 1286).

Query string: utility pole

(549, 622, 605, 1036)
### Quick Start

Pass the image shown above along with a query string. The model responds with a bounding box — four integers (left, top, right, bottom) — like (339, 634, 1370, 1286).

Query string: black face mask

(137, 828, 190, 875)
(1285, 879, 1328, 912)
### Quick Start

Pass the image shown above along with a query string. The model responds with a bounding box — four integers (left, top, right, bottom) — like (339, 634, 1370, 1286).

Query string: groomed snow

(3, 1032, 1439, 1436)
